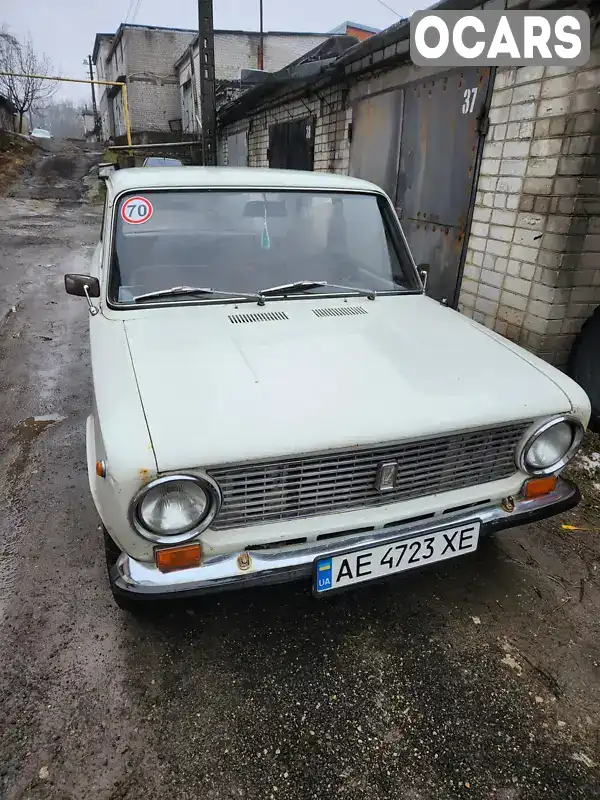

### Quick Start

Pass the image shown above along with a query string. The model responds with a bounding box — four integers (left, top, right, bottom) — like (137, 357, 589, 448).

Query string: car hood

(122, 296, 572, 471)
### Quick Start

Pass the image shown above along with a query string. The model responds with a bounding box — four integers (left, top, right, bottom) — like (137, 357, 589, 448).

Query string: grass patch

(101, 149, 119, 164)
(0, 131, 37, 193)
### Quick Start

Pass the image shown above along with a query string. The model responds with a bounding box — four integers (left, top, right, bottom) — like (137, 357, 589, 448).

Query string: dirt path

(0, 145, 599, 800)
(6, 138, 102, 202)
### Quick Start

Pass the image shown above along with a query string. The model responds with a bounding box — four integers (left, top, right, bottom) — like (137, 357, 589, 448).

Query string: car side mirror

(418, 263, 429, 290)
(65, 274, 100, 316)
(65, 274, 100, 297)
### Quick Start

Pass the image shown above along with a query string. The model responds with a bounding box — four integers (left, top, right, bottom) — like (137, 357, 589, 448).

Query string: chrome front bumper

(111, 478, 580, 599)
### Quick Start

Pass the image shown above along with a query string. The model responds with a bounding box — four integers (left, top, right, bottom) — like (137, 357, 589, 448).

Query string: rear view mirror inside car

(243, 200, 287, 218)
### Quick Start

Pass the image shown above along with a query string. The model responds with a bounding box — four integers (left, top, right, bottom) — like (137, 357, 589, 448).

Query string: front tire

(103, 527, 154, 615)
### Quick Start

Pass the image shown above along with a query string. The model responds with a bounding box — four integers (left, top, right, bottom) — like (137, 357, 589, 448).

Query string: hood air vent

(313, 306, 368, 318)
(229, 311, 289, 324)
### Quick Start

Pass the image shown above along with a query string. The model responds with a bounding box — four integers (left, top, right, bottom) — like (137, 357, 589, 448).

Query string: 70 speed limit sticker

(121, 196, 154, 225)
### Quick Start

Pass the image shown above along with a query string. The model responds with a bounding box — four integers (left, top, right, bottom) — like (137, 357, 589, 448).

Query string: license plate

(314, 521, 480, 594)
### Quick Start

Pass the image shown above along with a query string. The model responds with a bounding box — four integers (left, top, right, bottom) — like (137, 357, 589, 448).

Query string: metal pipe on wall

(0, 72, 132, 145)
(258, 0, 264, 71)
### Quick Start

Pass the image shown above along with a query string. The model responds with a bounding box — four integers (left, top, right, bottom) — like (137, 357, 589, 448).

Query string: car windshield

(109, 190, 418, 305)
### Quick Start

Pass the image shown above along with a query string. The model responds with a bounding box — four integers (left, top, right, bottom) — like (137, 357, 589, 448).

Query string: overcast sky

(3, 0, 425, 103)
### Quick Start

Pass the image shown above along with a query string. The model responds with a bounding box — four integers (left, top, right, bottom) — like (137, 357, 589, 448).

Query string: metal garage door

(268, 117, 315, 171)
(398, 68, 491, 305)
(349, 89, 403, 201)
(349, 67, 491, 306)
(227, 131, 248, 167)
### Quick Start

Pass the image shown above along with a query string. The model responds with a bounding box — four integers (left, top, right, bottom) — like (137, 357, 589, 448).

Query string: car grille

(208, 421, 530, 530)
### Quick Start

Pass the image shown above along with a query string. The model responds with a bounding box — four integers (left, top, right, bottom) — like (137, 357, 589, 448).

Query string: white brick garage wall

(460, 45, 600, 367)
(220, 86, 351, 174)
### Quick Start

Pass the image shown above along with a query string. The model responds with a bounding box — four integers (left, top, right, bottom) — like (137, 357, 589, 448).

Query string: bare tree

(0, 32, 57, 133)
(0, 28, 18, 54)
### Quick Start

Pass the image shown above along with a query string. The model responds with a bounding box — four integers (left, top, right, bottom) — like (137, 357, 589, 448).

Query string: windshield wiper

(258, 280, 376, 300)
(133, 286, 262, 303)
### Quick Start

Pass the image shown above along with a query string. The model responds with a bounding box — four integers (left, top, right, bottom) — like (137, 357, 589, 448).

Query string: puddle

(4, 414, 66, 503)
(25, 413, 65, 425)
(16, 414, 66, 442)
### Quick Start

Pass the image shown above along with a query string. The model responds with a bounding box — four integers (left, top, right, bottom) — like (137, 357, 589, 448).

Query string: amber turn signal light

(155, 543, 202, 573)
(96, 460, 106, 478)
(523, 476, 558, 499)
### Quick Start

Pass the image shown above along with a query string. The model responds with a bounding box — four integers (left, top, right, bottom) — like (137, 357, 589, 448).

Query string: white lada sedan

(65, 167, 590, 612)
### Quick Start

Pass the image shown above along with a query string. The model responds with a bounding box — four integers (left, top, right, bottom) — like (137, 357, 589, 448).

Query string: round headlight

(131, 474, 221, 544)
(518, 416, 584, 476)
(140, 480, 208, 534)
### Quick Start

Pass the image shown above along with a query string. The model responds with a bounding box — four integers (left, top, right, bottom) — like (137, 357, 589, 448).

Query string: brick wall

(218, 134, 229, 166)
(125, 81, 184, 133)
(96, 27, 195, 137)
(125, 27, 193, 79)
(96, 26, 329, 138)
(179, 32, 329, 129)
(124, 28, 194, 133)
(95, 36, 115, 82)
(95, 36, 115, 140)
(460, 46, 600, 366)
(220, 85, 349, 173)
(216, 33, 328, 81)
(261, 35, 329, 74)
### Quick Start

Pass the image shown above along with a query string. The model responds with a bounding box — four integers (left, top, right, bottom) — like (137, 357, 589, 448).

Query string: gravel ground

(0, 142, 599, 800)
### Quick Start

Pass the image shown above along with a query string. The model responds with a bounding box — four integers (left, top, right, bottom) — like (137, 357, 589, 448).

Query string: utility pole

(258, 0, 264, 70)
(197, 0, 217, 166)
(84, 56, 99, 137)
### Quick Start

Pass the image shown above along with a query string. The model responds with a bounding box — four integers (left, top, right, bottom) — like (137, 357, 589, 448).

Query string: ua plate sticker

(121, 195, 154, 225)
(315, 558, 333, 592)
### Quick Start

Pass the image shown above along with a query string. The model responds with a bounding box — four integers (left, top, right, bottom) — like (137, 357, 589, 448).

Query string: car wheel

(110, 587, 154, 615)
(568, 305, 600, 433)
(103, 527, 154, 615)
(103, 526, 121, 571)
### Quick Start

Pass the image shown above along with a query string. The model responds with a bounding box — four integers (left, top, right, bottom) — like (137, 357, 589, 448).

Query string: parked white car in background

(30, 128, 53, 139)
(65, 167, 590, 612)
(141, 156, 183, 167)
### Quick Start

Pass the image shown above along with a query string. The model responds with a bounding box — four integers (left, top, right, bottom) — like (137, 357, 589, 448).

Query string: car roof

(107, 166, 384, 196)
